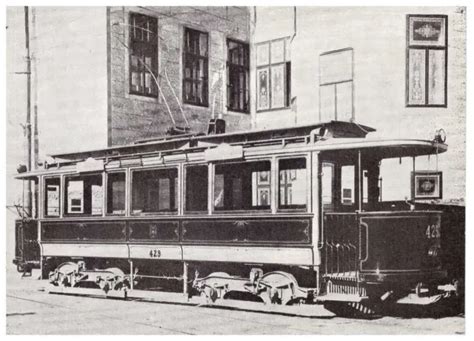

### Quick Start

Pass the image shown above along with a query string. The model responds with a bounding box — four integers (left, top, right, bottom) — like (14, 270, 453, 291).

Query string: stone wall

(107, 6, 252, 146)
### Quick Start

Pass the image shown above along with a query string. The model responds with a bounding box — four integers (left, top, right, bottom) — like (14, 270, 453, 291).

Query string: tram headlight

(434, 129, 447, 143)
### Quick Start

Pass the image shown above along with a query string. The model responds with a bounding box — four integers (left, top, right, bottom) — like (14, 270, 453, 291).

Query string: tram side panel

(40, 216, 319, 288)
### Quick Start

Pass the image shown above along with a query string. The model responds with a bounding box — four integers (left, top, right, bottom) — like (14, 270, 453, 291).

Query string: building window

(256, 38, 291, 111)
(227, 39, 249, 113)
(319, 48, 354, 122)
(406, 15, 447, 107)
(183, 27, 209, 106)
(129, 12, 158, 97)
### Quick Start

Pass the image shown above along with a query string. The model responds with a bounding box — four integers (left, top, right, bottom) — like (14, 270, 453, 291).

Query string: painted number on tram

(425, 224, 441, 239)
(149, 249, 161, 258)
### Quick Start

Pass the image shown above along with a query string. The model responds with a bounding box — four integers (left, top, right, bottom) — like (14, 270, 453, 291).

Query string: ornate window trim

(255, 37, 291, 113)
(406, 15, 448, 107)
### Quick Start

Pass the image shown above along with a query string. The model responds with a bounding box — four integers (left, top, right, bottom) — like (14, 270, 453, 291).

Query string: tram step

(396, 293, 446, 305)
(316, 293, 367, 303)
(46, 286, 335, 318)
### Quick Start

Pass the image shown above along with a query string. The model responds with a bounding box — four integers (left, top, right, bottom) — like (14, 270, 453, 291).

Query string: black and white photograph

(3, 1, 468, 336)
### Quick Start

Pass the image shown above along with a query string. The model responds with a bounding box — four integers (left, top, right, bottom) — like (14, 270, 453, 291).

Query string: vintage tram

(13, 121, 462, 315)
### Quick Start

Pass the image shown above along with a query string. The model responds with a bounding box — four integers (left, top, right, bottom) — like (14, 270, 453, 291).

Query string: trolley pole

(24, 6, 32, 217)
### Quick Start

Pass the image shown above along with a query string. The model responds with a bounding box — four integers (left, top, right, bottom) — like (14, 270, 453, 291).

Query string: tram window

(132, 168, 178, 214)
(322, 163, 335, 206)
(44, 177, 60, 217)
(279, 158, 307, 209)
(185, 165, 208, 212)
(214, 161, 271, 211)
(107, 172, 126, 215)
(363, 170, 369, 204)
(341, 165, 355, 205)
(65, 174, 103, 215)
(379, 158, 412, 201)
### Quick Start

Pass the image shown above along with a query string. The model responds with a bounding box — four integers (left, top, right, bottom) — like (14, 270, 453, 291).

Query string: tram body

(13, 121, 459, 312)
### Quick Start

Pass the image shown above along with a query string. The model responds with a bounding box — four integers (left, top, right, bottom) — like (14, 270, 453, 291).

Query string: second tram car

(13, 121, 461, 315)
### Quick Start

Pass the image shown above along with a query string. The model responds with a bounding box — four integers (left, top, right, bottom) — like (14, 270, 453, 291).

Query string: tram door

(319, 159, 360, 276)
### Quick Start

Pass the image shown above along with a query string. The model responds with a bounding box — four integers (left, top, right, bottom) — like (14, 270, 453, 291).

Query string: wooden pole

(24, 6, 32, 217)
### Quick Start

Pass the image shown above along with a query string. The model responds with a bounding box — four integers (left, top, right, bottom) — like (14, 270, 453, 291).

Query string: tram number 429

(149, 249, 162, 258)
(426, 224, 441, 239)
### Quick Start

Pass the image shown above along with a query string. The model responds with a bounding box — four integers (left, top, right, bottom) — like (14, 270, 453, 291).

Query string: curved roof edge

(50, 121, 375, 160)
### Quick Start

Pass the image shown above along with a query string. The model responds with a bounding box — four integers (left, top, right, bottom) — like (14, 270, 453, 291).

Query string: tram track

(7, 293, 195, 335)
(8, 288, 331, 334)
(6, 277, 465, 335)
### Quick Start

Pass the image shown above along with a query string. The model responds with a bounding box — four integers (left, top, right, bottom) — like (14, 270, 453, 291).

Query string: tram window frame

(184, 164, 209, 214)
(213, 159, 272, 213)
(321, 162, 336, 212)
(340, 165, 355, 206)
(64, 173, 104, 216)
(44, 177, 61, 217)
(106, 172, 126, 216)
(278, 157, 308, 211)
(130, 167, 179, 215)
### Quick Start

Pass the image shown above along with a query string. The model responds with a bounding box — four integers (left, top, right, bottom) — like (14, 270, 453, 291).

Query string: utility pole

(24, 6, 32, 217)
(32, 7, 39, 170)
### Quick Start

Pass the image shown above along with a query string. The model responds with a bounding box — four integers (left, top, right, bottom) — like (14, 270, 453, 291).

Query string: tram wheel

(104, 267, 128, 290)
(51, 262, 79, 287)
(258, 271, 301, 305)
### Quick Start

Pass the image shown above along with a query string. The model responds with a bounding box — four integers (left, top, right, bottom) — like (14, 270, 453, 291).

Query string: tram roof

(316, 138, 447, 159)
(49, 121, 375, 161)
(15, 121, 448, 180)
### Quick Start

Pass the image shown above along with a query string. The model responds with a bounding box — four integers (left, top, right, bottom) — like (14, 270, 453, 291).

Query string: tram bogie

(12, 121, 463, 316)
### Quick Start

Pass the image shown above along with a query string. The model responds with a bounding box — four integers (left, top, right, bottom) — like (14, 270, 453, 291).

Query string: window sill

(127, 92, 159, 103)
(183, 102, 209, 109)
(212, 209, 272, 214)
(226, 108, 250, 115)
(184, 211, 209, 215)
(406, 104, 447, 108)
(277, 208, 308, 214)
(256, 106, 291, 114)
(131, 211, 179, 216)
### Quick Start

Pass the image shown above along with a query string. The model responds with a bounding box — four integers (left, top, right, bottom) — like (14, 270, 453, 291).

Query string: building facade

(107, 6, 252, 145)
(15, 6, 252, 159)
(250, 7, 466, 201)
(7, 6, 466, 198)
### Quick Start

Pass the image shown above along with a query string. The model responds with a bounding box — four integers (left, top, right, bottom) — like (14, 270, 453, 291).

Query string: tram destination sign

(411, 171, 443, 200)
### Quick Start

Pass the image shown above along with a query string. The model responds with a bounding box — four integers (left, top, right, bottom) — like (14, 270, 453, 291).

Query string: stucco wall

(252, 7, 466, 201)
(108, 6, 252, 146)
(32, 7, 109, 156)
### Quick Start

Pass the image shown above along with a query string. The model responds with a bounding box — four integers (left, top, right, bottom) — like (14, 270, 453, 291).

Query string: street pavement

(6, 267, 465, 335)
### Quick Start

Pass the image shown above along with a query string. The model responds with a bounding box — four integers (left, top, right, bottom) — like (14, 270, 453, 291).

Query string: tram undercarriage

(44, 256, 459, 318)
